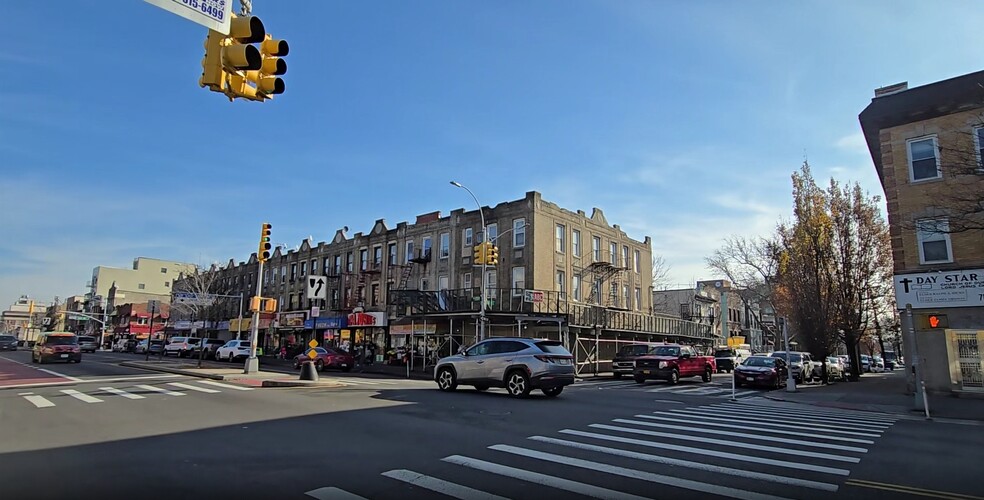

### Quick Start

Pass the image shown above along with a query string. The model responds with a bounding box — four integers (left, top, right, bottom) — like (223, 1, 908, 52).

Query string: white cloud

(835, 132, 869, 157)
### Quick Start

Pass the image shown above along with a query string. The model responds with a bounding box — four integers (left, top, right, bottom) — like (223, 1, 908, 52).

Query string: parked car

(871, 356, 885, 372)
(112, 337, 137, 353)
(293, 347, 354, 372)
(164, 337, 200, 358)
(134, 339, 164, 355)
(192, 338, 227, 360)
(770, 351, 810, 384)
(612, 343, 659, 379)
(826, 356, 847, 382)
(32, 332, 81, 364)
(0, 334, 18, 351)
(216, 340, 251, 362)
(860, 354, 873, 373)
(434, 338, 575, 398)
(633, 344, 716, 385)
(734, 355, 788, 389)
(77, 335, 99, 353)
(713, 346, 752, 373)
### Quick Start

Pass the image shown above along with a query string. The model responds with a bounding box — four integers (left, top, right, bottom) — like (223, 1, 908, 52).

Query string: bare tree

(651, 254, 672, 291)
(171, 265, 222, 366)
(705, 235, 781, 345)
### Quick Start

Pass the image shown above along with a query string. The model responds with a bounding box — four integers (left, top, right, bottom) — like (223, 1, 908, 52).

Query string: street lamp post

(451, 181, 487, 342)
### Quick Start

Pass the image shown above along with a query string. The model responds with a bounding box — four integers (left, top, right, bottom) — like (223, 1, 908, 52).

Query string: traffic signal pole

(245, 259, 263, 374)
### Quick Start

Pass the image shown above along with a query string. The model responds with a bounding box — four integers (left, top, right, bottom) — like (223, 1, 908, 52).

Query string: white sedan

(216, 340, 252, 362)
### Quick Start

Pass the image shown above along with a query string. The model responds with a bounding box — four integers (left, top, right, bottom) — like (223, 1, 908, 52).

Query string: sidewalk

(119, 360, 347, 388)
(763, 370, 984, 424)
(254, 355, 436, 381)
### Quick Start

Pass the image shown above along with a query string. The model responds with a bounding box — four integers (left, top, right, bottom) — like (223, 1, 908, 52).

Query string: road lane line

(528, 436, 838, 491)
(635, 414, 874, 444)
(442, 455, 649, 500)
(60, 389, 103, 403)
(675, 407, 886, 433)
(716, 402, 894, 427)
(198, 380, 255, 391)
(589, 424, 861, 463)
(135, 384, 185, 396)
(382, 469, 508, 500)
(22, 394, 56, 408)
(490, 444, 792, 500)
(652, 399, 686, 404)
(558, 429, 850, 476)
(614, 418, 868, 453)
(99, 387, 145, 399)
(304, 487, 369, 500)
(167, 382, 221, 393)
(37, 368, 83, 382)
(733, 400, 901, 421)
(722, 390, 760, 398)
(844, 479, 984, 500)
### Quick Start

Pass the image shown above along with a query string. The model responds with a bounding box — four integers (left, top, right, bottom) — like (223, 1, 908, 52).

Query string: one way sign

(307, 276, 327, 300)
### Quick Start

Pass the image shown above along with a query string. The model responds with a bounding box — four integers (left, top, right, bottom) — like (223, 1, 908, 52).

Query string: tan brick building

(860, 71, 984, 394)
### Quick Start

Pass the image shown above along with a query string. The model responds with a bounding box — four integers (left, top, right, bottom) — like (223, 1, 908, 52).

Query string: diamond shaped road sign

(308, 339, 318, 349)
(307, 349, 318, 360)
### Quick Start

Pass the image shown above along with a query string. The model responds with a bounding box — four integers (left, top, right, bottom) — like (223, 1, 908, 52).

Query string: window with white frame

(333, 256, 341, 274)
(635, 288, 642, 310)
(572, 229, 581, 257)
(464, 228, 473, 247)
(421, 277, 429, 290)
(290, 264, 297, 281)
(610, 283, 618, 305)
(439, 232, 450, 259)
(557, 270, 566, 298)
(346, 252, 354, 272)
(907, 136, 941, 182)
(360, 249, 368, 271)
(373, 246, 382, 266)
(439, 275, 449, 290)
(916, 218, 953, 264)
(300, 261, 307, 277)
(622, 246, 629, 268)
(634, 250, 641, 273)
(422, 237, 432, 258)
(311, 259, 318, 273)
(572, 275, 581, 301)
(623, 285, 630, 309)
(405, 240, 414, 264)
(976, 127, 984, 171)
(486, 270, 496, 290)
(511, 266, 525, 295)
(592, 236, 601, 261)
(486, 223, 498, 245)
(593, 279, 602, 303)
(463, 272, 472, 290)
(513, 218, 526, 248)
(610, 242, 618, 264)
(388, 243, 397, 265)
(556, 224, 566, 253)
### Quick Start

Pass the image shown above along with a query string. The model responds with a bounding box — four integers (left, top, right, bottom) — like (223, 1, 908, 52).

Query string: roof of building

(858, 70, 984, 188)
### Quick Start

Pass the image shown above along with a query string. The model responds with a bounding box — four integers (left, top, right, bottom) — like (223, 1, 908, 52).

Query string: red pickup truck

(633, 344, 716, 385)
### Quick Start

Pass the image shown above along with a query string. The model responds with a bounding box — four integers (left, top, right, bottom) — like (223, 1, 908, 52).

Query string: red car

(293, 347, 353, 372)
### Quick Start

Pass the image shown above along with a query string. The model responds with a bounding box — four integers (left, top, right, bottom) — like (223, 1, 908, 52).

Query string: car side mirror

(458, 348, 468, 356)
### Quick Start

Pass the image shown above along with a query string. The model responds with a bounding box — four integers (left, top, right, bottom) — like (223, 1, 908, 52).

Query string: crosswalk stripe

(666, 409, 882, 437)
(197, 380, 255, 391)
(443, 455, 649, 500)
(612, 418, 868, 453)
(669, 386, 716, 394)
(99, 387, 145, 399)
(679, 407, 886, 432)
(732, 400, 900, 422)
(22, 394, 55, 408)
(528, 436, 838, 491)
(719, 400, 899, 423)
(725, 390, 760, 398)
(559, 429, 851, 476)
(638, 414, 874, 444)
(714, 403, 892, 428)
(304, 487, 369, 500)
(589, 424, 860, 463)
(167, 382, 221, 394)
(135, 384, 185, 396)
(61, 389, 103, 403)
(381, 469, 509, 500)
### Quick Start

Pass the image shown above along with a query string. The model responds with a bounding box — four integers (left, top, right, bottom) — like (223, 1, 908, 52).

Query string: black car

(0, 334, 17, 351)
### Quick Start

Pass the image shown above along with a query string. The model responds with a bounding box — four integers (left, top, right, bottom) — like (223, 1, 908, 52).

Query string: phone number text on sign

(179, 0, 228, 22)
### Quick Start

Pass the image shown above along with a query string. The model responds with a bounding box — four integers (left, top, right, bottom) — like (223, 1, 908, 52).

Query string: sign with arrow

(307, 276, 327, 300)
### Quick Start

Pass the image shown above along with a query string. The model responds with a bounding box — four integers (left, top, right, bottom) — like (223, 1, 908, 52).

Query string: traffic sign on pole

(145, 0, 233, 34)
(307, 276, 327, 300)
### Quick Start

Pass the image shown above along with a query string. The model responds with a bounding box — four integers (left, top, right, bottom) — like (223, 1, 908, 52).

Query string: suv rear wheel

(542, 387, 563, 397)
(436, 367, 457, 392)
(505, 370, 531, 398)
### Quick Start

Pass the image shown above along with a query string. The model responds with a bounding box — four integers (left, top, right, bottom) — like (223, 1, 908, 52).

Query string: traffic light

(245, 34, 289, 97)
(200, 14, 279, 101)
(473, 241, 486, 265)
(258, 223, 272, 262)
(249, 296, 278, 313)
(487, 243, 499, 265)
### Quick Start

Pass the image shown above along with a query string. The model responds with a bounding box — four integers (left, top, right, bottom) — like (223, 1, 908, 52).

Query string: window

(622, 246, 629, 268)
(137, 283, 146, 290)
(556, 224, 566, 253)
(623, 285, 630, 308)
(439, 232, 450, 259)
(463, 272, 472, 289)
(572, 229, 581, 257)
(360, 249, 368, 271)
(610, 242, 618, 264)
(422, 237, 432, 258)
(634, 250, 641, 273)
(273, 267, 279, 281)
(464, 228, 473, 246)
(976, 127, 984, 171)
(311, 259, 318, 273)
(323, 258, 330, 275)
(486, 270, 496, 291)
(635, 288, 642, 310)
(916, 218, 953, 264)
(572, 275, 581, 301)
(290, 263, 297, 281)
(420, 277, 429, 290)
(164, 281, 170, 288)
(439, 276, 449, 290)
(486, 223, 498, 245)
(405, 241, 414, 264)
(333, 256, 341, 275)
(346, 252, 354, 272)
(593, 279, 602, 303)
(592, 236, 601, 261)
(907, 136, 941, 182)
(513, 218, 526, 248)
(371, 284, 379, 306)
(300, 261, 307, 277)
(511, 266, 525, 295)
(557, 270, 566, 298)
(161, 267, 167, 273)
(388, 243, 397, 265)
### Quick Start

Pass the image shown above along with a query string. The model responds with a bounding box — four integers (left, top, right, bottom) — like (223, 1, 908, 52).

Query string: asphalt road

(0, 355, 981, 500)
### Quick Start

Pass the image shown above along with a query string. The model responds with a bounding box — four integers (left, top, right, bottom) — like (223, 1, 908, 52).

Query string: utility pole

(904, 304, 926, 412)
(782, 317, 796, 392)
(451, 181, 487, 342)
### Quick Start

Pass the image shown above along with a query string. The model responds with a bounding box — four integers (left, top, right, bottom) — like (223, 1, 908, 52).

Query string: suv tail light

(534, 355, 573, 364)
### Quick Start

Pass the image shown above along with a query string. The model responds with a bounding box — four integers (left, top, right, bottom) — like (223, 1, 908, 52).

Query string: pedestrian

(279, 345, 287, 360)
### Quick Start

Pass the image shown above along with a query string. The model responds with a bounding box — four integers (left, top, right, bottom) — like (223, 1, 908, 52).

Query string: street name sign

(894, 269, 984, 309)
(173, 292, 216, 306)
(145, 0, 233, 34)
(307, 276, 328, 300)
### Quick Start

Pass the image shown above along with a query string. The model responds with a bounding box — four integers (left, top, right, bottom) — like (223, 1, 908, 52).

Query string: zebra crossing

(306, 399, 901, 499)
(315, 376, 434, 389)
(572, 377, 763, 398)
(15, 379, 253, 408)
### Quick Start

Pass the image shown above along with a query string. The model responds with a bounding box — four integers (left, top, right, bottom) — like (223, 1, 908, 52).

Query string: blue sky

(3, 0, 983, 308)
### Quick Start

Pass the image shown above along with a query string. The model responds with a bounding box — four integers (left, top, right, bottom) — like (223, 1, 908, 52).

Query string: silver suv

(434, 338, 575, 398)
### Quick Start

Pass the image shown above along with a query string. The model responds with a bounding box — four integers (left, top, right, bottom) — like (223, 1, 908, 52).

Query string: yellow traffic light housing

(246, 34, 288, 97)
(258, 223, 272, 262)
(487, 244, 500, 265)
(473, 242, 486, 265)
(250, 296, 278, 313)
(200, 14, 287, 102)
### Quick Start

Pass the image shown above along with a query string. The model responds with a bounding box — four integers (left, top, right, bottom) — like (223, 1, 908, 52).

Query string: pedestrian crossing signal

(919, 314, 948, 329)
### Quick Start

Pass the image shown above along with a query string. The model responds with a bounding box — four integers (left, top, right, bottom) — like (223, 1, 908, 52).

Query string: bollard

(300, 361, 319, 381)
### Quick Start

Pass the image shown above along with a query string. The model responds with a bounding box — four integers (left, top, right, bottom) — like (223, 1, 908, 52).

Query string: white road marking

(559, 429, 851, 476)
(22, 394, 55, 408)
(167, 382, 220, 393)
(673, 407, 885, 434)
(38, 368, 83, 382)
(528, 435, 838, 491)
(381, 469, 509, 500)
(612, 418, 868, 453)
(443, 455, 649, 500)
(60, 389, 103, 403)
(79, 374, 184, 383)
(135, 384, 185, 396)
(668, 386, 718, 394)
(198, 380, 255, 391)
(732, 400, 900, 421)
(719, 401, 900, 423)
(713, 403, 892, 428)
(304, 487, 369, 500)
(637, 414, 874, 444)
(589, 424, 860, 463)
(652, 399, 686, 404)
(722, 390, 760, 398)
(489, 444, 792, 500)
(99, 387, 145, 399)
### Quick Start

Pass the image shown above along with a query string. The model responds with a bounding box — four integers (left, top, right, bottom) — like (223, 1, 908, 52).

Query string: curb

(259, 379, 346, 388)
(119, 361, 235, 381)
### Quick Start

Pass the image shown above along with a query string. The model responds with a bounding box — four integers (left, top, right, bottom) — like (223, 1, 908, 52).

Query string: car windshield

(651, 346, 681, 357)
(772, 352, 801, 362)
(45, 336, 78, 345)
(714, 349, 736, 357)
(239, 342, 250, 348)
(618, 345, 652, 356)
(743, 357, 776, 367)
(535, 341, 570, 355)
(0, 335, 15, 341)
(78, 336, 95, 342)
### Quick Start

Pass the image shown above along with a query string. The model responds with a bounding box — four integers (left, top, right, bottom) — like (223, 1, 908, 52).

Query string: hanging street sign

(145, 0, 233, 34)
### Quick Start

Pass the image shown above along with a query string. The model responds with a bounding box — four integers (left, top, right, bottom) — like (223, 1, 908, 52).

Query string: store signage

(895, 269, 984, 309)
